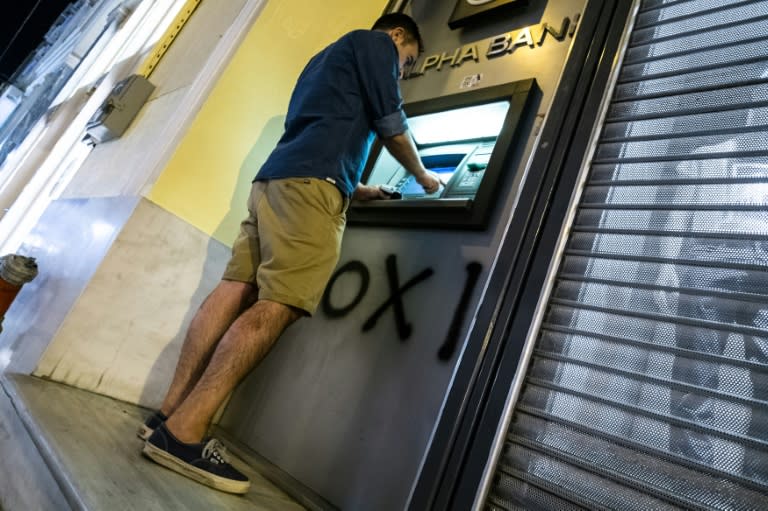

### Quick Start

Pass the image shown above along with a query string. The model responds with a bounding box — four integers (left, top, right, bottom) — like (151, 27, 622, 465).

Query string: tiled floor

(3, 374, 310, 511)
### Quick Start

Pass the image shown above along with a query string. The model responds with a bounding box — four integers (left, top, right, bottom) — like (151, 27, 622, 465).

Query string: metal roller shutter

(485, 1, 768, 509)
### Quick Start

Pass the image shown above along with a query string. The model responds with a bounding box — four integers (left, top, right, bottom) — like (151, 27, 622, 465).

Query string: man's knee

(207, 279, 257, 309)
(253, 299, 303, 328)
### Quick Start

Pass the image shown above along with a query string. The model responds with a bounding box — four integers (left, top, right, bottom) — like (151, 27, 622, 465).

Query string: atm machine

(348, 78, 536, 229)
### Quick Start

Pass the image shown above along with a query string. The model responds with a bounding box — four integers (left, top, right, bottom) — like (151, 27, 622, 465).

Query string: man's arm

(381, 131, 440, 193)
(354, 131, 441, 201)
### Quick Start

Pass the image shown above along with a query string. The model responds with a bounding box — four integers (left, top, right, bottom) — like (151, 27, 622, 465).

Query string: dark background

(0, 1, 77, 82)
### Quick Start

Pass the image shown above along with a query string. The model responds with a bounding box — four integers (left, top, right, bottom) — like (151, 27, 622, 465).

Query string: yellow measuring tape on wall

(137, 0, 203, 78)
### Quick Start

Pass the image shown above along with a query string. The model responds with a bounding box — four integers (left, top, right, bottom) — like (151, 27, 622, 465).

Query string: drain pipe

(0, 255, 38, 333)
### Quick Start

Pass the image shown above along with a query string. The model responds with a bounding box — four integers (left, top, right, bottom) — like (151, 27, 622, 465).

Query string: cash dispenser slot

(348, 78, 537, 229)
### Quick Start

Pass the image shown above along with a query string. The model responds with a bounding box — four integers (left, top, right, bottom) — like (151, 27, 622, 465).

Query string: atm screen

(401, 167, 455, 196)
(408, 101, 510, 145)
(401, 153, 466, 196)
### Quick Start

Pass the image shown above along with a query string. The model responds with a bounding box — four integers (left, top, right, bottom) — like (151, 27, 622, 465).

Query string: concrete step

(0, 373, 335, 511)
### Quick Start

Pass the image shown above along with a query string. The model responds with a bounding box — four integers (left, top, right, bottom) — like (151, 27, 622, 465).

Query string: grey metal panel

(607, 83, 768, 121)
(590, 157, 768, 182)
(614, 61, 768, 101)
(621, 39, 768, 80)
(634, 0, 753, 28)
(594, 132, 768, 161)
(624, 17, 768, 64)
(602, 107, 768, 141)
(630, 2, 768, 45)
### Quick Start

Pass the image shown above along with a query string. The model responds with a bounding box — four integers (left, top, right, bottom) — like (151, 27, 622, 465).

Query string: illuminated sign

(406, 14, 579, 79)
(449, 0, 528, 29)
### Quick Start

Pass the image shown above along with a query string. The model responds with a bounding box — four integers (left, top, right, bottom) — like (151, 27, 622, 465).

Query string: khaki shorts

(223, 177, 349, 315)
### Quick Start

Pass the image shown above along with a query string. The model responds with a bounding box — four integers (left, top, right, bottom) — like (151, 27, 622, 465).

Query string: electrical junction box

(84, 74, 155, 145)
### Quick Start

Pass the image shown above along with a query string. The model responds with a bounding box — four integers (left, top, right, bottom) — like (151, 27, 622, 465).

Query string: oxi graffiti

(321, 255, 483, 361)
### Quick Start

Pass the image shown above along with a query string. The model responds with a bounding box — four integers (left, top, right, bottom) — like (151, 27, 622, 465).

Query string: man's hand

(353, 184, 389, 200)
(416, 170, 441, 194)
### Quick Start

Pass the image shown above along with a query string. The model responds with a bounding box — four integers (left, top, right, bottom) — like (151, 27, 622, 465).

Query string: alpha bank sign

(449, 0, 528, 29)
(406, 13, 580, 79)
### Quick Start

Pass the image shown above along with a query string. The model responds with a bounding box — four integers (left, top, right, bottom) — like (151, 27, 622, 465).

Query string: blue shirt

(254, 30, 408, 197)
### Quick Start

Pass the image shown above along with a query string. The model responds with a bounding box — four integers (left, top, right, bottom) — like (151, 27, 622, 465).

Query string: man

(140, 13, 440, 494)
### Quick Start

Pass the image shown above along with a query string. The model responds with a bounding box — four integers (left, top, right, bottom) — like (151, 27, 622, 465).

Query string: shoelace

(202, 439, 230, 465)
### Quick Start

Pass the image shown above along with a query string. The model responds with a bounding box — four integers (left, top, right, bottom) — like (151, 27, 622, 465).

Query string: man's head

(372, 13, 424, 76)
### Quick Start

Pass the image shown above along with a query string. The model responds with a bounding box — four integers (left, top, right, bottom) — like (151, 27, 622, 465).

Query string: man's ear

(389, 27, 405, 42)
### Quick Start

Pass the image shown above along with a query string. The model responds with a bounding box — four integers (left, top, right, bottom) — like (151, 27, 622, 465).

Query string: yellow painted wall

(149, 0, 386, 243)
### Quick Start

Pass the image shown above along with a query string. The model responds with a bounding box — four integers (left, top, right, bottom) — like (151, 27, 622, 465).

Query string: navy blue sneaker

(143, 424, 250, 494)
(137, 410, 167, 440)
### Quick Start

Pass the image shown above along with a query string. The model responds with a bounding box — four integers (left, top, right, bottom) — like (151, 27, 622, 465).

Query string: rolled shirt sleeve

(374, 109, 408, 138)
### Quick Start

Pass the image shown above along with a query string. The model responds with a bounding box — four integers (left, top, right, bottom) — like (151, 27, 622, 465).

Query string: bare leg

(159, 280, 258, 417)
(164, 299, 301, 443)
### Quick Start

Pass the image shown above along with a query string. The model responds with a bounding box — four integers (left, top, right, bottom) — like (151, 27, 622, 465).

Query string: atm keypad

(394, 176, 409, 191)
(457, 171, 484, 189)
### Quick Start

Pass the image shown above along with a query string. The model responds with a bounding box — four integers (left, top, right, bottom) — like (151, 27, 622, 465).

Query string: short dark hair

(372, 13, 424, 54)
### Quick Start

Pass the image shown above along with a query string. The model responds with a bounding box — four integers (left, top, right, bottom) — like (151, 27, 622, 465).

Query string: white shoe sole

(142, 441, 251, 494)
